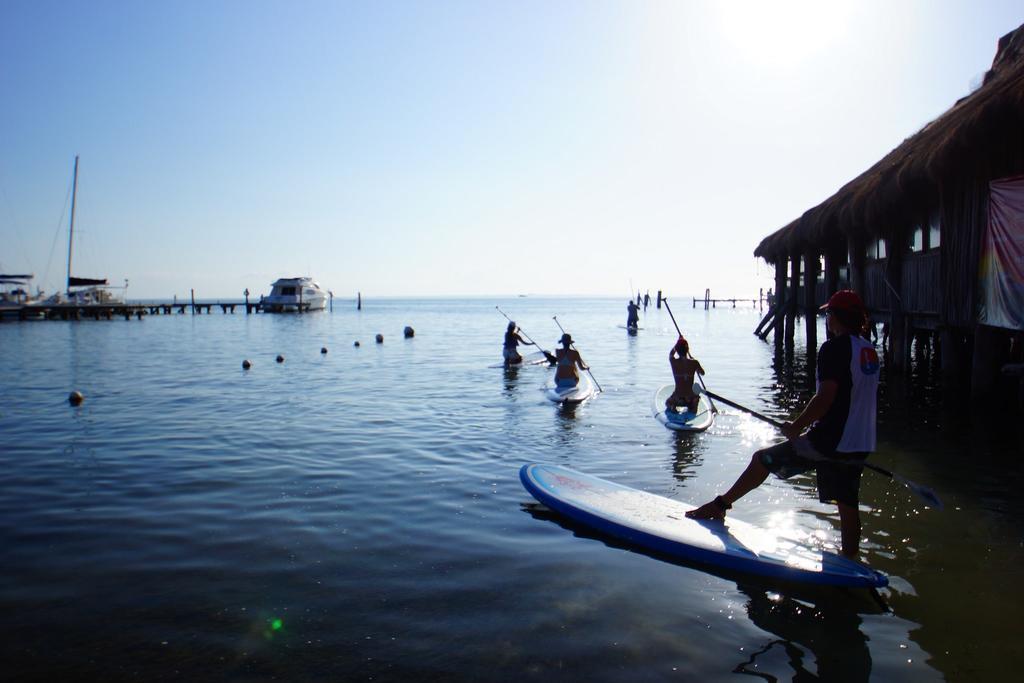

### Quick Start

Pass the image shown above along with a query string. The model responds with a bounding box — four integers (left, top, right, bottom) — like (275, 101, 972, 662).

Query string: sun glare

(715, 0, 854, 66)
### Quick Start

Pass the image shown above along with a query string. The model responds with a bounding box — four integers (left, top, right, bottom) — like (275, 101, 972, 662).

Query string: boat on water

(43, 155, 125, 307)
(0, 274, 46, 317)
(261, 277, 328, 312)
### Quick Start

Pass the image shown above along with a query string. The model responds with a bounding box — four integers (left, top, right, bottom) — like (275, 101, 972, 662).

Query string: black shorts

(757, 440, 867, 507)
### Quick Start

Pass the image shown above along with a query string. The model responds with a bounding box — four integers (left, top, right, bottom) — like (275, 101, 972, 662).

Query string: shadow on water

(521, 503, 883, 681)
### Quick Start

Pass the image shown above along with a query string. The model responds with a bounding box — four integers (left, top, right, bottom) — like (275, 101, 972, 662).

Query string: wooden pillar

(940, 328, 965, 383)
(823, 249, 840, 340)
(848, 236, 866, 297)
(824, 249, 840, 299)
(785, 253, 801, 349)
(971, 324, 1009, 400)
(773, 259, 787, 346)
(803, 249, 819, 357)
(884, 236, 907, 373)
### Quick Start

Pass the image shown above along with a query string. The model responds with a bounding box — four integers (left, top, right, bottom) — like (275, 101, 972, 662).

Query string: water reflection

(670, 432, 703, 484)
(502, 365, 519, 396)
(732, 583, 876, 682)
(521, 503, 886, 681)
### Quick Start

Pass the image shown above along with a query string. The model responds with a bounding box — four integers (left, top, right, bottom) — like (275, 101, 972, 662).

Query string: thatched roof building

(756, 23, 1023, 265)
(754, 23, 1024, 394)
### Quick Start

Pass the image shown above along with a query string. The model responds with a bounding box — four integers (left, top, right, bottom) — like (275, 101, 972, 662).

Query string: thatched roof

(755, 23, 1024, 264)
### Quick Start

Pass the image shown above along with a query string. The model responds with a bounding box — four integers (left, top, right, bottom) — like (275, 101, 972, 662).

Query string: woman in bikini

(553, 333, 588, 387)
(666, 336, 705, 412)
(502, 322, 535, 367)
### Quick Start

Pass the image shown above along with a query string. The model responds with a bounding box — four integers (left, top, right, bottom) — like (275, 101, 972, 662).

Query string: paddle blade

(894, 474, 944, 510)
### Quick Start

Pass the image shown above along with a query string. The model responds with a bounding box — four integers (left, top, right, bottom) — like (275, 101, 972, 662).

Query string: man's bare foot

(685, 495, 731, 520)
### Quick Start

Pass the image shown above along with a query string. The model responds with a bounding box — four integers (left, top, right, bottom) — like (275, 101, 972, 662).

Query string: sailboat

(46, 156, 123, 305)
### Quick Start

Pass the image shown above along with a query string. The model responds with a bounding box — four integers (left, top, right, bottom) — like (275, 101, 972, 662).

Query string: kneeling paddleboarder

(502, 322, 536, 367)
(553, 333, 589, 387)
(666, 336, 705, 413)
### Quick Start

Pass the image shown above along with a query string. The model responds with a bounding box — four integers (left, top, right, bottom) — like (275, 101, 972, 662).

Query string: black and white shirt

(807, 334, 880, 454)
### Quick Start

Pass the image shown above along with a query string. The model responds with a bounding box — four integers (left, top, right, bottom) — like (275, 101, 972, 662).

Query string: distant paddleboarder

(687, 290, 880, 560)
(666, 336, 705, 413)
(626, 301, 640, 330)
(554, 333, 588, 387)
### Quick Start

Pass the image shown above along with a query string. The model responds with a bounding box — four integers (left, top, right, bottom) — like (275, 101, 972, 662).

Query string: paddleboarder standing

(626, 300, 640, 329)
(687, 290, 880, 560)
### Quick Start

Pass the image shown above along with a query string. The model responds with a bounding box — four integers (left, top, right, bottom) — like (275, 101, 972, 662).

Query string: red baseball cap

(819, 289, 865, 312)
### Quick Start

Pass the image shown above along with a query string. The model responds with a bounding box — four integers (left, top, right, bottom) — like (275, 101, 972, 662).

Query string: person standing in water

(502, 322, 535, 367)
(666, 336, 706, 412)
(553, 333, 588, 387)
(686, 290, 879, 560)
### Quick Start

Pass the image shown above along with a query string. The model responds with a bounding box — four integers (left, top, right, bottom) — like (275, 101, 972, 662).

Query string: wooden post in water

(191, 289, 196, 315)
(885, 235, 907, 373)
(823, 248, 840, 340)
(244, 288, 250, 314)
(774, 259, 787, 346)
(847, 236, 866, 299)
(785, 254, 800, 350)
(656, 290, 662, 309)
(357, 292, 362, 310)
(803, 248, 819, 365)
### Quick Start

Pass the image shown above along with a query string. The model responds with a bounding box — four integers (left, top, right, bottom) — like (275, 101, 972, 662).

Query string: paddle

(662, 297, 718, 414)
(552, 316, 603, 392)
(704, 389, 944, 510)
(496, 306, 557, 365)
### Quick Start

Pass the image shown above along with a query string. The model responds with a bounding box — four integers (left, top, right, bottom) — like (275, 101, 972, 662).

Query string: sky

(1, 1, 1022, 300)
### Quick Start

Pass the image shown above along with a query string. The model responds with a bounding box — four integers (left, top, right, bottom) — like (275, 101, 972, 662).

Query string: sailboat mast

(66, 155, 79, 296)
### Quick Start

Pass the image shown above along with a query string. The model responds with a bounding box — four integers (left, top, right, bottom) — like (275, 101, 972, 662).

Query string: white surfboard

(652, 383, 714, 431)
(543, 372, 596, 404)
(520, 463, 888, 588)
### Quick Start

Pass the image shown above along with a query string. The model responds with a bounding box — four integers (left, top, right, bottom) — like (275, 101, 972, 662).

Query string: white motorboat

(262, 277, 328, 312)
(0, 273, 45, 317)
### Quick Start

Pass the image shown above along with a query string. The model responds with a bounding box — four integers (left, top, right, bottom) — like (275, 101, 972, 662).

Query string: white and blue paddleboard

(490, 350, 552, 369)
(543, 372, 596, 404)
(520, 463, 888, 588)
(653, 383, 714, 432)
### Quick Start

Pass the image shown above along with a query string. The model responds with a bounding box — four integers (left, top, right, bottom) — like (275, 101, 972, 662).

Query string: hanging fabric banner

(979, 176, 1024, 330)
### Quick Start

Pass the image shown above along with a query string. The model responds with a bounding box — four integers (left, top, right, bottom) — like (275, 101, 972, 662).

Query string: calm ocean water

(2, 297, 1022, 681)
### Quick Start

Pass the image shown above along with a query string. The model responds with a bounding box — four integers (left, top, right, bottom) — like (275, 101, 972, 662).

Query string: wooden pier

(692, 289, 766, 310)
(5, 300, 317, 321)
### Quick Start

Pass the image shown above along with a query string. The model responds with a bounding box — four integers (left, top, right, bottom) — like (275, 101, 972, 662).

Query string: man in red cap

(687, 290, 880, 560)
